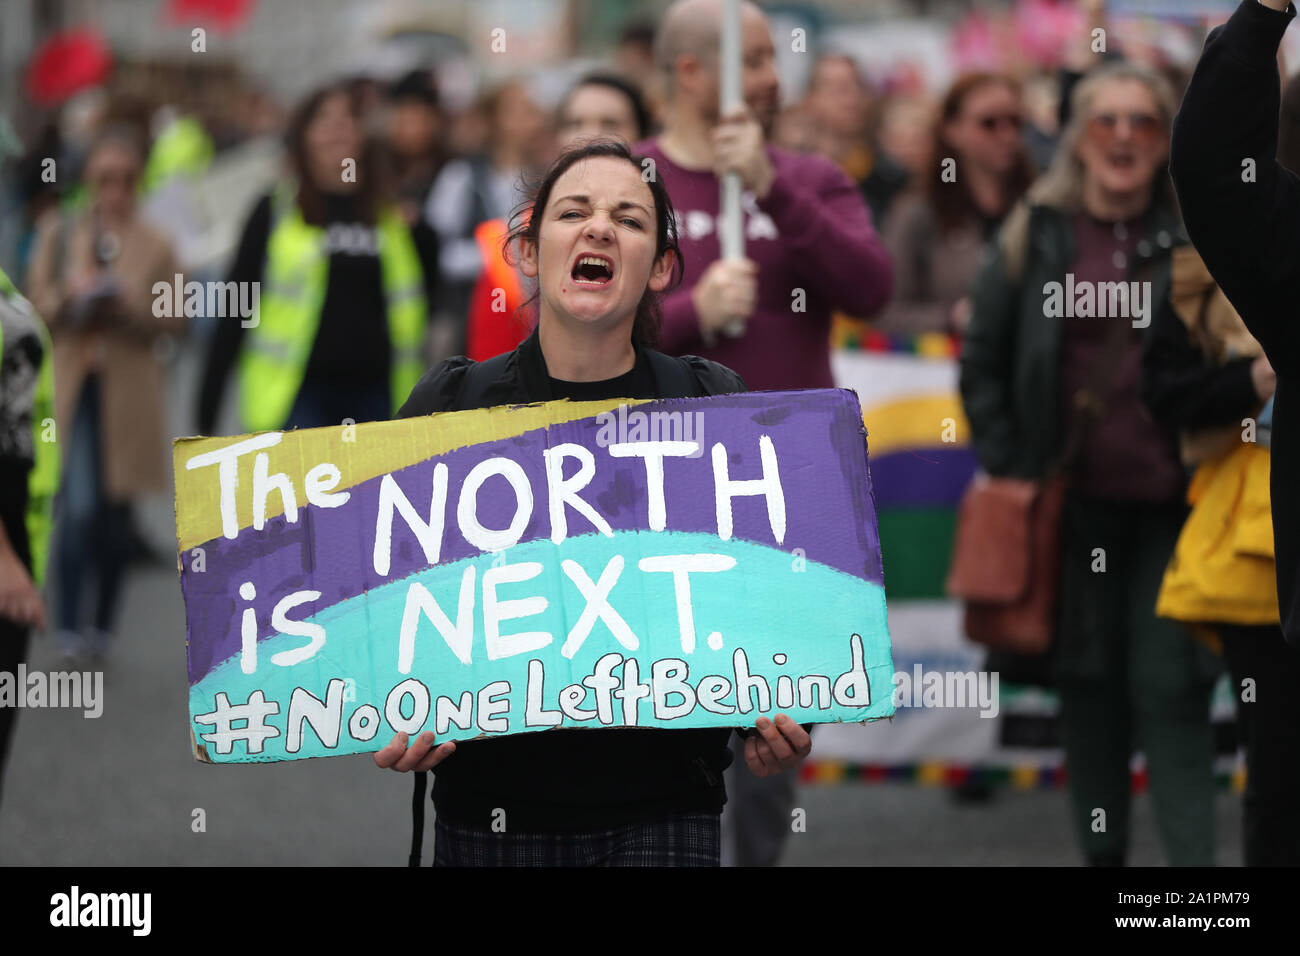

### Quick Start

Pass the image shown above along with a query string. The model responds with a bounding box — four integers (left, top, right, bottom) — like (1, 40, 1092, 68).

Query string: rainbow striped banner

(173, 389, 895, 763)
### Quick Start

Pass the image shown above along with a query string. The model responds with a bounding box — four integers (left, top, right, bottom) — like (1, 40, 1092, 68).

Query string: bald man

(636, 0, 892, 392)
(635, 0, 892, 867)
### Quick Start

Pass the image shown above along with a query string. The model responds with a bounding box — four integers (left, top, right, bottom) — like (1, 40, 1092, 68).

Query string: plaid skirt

(432, 812, 721, 867)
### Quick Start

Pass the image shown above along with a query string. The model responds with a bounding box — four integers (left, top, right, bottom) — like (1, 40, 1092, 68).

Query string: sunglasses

(975, 113, 1022, 133)
(1086, 112, 1162, 142)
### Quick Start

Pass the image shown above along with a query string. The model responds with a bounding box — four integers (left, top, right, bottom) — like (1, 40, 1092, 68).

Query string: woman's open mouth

(571, 254, 615, 288)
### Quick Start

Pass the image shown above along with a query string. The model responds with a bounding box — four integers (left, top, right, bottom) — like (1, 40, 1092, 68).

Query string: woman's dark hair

(560, 72, 653, 142)
(504, 139, 683, 348)
(925, 71, 1034, 234)
(284, 80, 391, 226)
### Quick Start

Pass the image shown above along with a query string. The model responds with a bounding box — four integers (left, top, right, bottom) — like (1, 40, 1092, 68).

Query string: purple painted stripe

(868, 447, 978, 508)
(182, 389, 880, 683)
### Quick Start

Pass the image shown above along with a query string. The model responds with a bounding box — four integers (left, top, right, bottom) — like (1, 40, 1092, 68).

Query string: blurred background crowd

(1, 0, 1296, 867)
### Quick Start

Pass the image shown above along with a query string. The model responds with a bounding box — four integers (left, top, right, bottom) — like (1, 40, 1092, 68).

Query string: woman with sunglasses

(875, 72, 1035, 336)
(374, 139, 813, 867)
(26, 125, 184, 661)
(961, 62, 1219, 866)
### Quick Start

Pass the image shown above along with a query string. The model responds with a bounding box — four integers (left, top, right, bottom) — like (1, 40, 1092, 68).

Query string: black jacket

(399, 323, 747, 415)
(1169, 0, 1300, 646)
(396, 327, 750, 831)
(960, 201, 1183, 480)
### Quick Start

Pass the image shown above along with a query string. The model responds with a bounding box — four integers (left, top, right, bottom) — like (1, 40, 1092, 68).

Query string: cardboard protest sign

(173, 388, 894, 763)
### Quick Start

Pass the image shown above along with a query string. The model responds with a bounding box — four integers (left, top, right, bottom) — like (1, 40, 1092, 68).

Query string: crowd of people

(1, 0, 1297, 867)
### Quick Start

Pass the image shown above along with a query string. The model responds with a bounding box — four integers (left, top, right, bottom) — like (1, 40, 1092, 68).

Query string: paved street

(0, 564, 1244, 866)
(0, 349, 1244, 867)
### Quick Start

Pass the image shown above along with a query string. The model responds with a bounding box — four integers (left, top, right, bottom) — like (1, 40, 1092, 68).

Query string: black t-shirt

(415, 337, 737, 831)
(303, 193, 390, 385)
(545, 350, 654, 403)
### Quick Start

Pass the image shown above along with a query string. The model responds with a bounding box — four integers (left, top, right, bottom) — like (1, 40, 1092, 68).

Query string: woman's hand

(68, 266, 100, 300)
(743, 714, 812, 777)
(1251, 355, 1277, 402)
(373, 731, 456, 773)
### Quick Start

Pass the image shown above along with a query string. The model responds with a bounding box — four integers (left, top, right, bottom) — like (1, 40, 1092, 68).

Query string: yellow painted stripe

(173, 396, 653, 552)
(862, 395, 970, 458)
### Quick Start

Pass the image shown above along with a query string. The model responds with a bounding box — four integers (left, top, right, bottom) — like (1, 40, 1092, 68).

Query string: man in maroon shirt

(635, 0, 893, 866)
(635, 0, 893, 394)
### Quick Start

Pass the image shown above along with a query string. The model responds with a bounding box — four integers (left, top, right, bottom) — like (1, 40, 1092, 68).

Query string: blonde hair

(1001, 62, 1179, 278)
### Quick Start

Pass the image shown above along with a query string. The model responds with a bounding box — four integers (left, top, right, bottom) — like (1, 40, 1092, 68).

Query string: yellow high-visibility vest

(141, 114, 214, 194)
(239, 186, 427, 432)
(0, 267, 59, 586)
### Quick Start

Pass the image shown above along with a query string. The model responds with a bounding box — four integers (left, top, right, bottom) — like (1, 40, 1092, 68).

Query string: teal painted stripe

(190, 530, 894, 761)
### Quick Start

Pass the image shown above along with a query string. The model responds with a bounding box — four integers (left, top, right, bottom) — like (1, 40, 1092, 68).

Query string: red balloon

(25, 28, 113, 107)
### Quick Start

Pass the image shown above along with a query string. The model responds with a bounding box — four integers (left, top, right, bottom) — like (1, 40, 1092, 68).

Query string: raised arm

(1169, 0, 1300, 378)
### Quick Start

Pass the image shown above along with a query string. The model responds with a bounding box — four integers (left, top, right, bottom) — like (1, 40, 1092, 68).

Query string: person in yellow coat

(1142, 242, 1299, 866)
